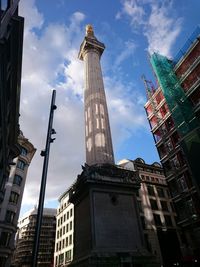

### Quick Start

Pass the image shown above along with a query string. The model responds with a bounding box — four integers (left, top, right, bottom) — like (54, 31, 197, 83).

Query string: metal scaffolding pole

(31, 90, 57, 267)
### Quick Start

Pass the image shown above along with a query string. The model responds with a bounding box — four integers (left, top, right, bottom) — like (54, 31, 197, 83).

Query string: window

(171, 156, 180, 169)
(147, 185, 154, 196)
(65, 250, 71, 262)
(66, 237, 68, 246)
(150, 199, 158, 210)
(59, 253, 64, 265)
(165, 117, 174, 131)
(64, 214, 66, 221)
(70, 208, 73, 217)
(70, 221, 72, 230)
(21, 147, 28, 156)
(5, 210, 15, 223)
(57, 230, 59, 239)
(166, 139, 173, 151)
(165, 215, 173, 227)
(161, 201, 169, 212)
(67, 212, 69, 219)
(153, 214, 162, 226)
(69, 235, 72, 245)
(177, 176, 188, 192)
(17, 160, 26, 170)
(62, 239, 65, 248)
(157, 187, 165, 198)
(9, 191, 19, 204)
(0, 232, 11, 246)
(63, 226, 65, 235)
(13, 175, 22, 186)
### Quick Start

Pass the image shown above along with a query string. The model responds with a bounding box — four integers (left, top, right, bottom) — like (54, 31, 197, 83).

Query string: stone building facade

(118, 158, 182, 266)
(54, 191, 74, 267)
(0, 132, 35, 267)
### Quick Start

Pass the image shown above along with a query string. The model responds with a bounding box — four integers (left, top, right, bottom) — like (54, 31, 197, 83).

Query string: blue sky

(18, 0, 200, 215)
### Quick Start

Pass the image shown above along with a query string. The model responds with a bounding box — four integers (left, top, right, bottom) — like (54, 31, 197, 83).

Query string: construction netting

(150, 53, 199, 137)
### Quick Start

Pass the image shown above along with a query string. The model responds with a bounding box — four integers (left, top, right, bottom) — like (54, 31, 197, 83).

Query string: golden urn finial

(86, 24, 94, 36)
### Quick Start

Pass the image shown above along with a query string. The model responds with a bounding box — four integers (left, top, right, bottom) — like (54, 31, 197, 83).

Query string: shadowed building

(0, 132, 36, 267)
(12, 208, 56, 267)
(0, 0, 24, 202)
(68, 25, 157, 267)
(118, 158, 182, 266)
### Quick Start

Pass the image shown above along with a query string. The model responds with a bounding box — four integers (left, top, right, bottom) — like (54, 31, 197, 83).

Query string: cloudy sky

(18, 0, 200, 215)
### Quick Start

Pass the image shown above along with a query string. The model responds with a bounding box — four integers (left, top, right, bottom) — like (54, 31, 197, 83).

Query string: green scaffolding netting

(150, 53, 199, 137)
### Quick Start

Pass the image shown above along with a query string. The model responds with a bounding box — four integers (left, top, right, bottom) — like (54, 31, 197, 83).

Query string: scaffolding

(150, 53, 199, 138)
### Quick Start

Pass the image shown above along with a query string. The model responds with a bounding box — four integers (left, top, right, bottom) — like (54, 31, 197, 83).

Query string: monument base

(69, 164, 159, 267)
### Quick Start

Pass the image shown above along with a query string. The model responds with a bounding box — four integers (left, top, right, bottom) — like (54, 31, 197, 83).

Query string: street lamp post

(31, 90, 57, 267)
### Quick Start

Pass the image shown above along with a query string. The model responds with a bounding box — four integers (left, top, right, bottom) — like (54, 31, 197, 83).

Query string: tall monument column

(78, 25, 114, 165)
(69, 25, 158, 267)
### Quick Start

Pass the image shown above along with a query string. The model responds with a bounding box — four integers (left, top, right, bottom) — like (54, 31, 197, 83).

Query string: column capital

(78, 26, 105, 60)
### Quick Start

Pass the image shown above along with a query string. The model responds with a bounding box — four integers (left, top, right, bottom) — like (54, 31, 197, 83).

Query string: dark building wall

(12, 209, 56, 267)
(0, 0, 24, 201)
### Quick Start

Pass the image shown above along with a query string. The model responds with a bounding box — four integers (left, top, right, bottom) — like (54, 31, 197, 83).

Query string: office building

(54, 191, 74, 267)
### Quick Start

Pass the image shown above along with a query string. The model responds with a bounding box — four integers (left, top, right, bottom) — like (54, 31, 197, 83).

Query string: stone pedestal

(69, 164, 158, 267)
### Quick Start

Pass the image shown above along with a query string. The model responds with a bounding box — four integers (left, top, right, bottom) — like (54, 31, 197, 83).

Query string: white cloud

(105, 76, 147, 150)
(18, 0, 147, 210)
(144, 3, 182, 56)
(114, 40, 137, 68)
(123, 0, 145, 26)
(19, 0, 85, 207)
(117, 0, 182, 56)
(20, 0, 44, 33)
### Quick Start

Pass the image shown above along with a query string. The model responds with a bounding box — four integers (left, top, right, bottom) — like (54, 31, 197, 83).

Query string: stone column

(78, 25, 114, 166)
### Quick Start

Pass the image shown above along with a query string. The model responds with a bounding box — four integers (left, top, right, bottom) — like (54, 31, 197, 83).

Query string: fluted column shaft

(79, 30, 114, 165)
